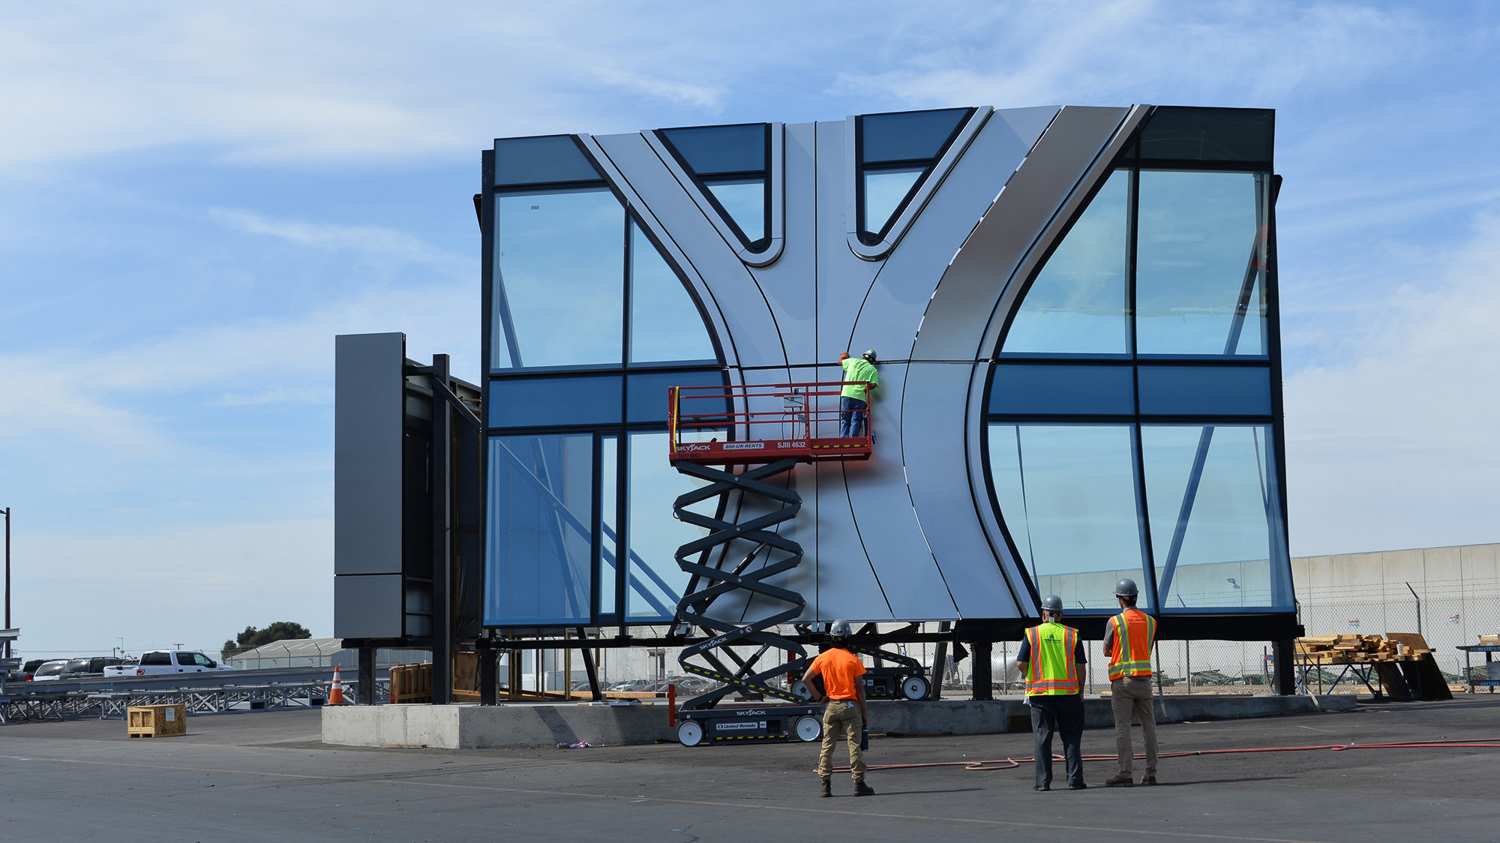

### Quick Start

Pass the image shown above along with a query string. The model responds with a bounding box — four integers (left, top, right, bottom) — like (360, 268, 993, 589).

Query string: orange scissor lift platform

(666, 381, 873, 466)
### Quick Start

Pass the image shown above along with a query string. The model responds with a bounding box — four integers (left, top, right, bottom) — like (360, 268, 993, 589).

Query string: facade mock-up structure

(480, 105, 1295, 645)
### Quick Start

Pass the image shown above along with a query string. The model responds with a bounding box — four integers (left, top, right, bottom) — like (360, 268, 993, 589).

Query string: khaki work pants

(1111, 676, 1159, 776)
(817, 700, 866, 781)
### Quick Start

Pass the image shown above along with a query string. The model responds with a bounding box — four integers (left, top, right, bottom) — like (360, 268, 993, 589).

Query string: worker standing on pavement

(838, 350, 879, 438)
(1102, 578, 1159, 786)
(1015, 595, 1088, 791)
(802, 618, 874, 798)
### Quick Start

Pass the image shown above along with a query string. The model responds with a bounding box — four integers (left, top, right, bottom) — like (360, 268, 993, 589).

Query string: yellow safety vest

(1023, 621, 1081, 696)
(1108, 608, 1156, 680)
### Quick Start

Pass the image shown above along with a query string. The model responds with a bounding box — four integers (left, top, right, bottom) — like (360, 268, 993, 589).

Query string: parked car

(103, 650, 234, 677)
(61, 657, 125, 678)
(30, 660, 71, 681)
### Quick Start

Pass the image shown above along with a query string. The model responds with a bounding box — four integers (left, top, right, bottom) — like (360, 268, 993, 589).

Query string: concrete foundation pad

(322, 694, 1356, 749)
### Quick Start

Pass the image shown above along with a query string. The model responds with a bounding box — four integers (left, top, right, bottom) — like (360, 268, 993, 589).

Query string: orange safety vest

(1108, 607, 1156, 680)
(1023, 621, 1081, 696)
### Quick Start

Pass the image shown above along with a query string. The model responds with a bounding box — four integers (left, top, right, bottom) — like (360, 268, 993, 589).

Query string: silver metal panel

(815, 119, 883, 365)
(813, 460, 895, 622)
(334, 332, 404, 576)
(846, 107, 994, 261)
(589, 132, 787, 368)
(962, 358, 1037, 619)
(842, 363, 961, 620)
(743, 122, 818, 365)
(910, 106, 1133, 362)
(334, 574, 403, 639)
(642, 126, 786, 266)
(848, 108, 1055, 362)
(902, 361, 1024, 618)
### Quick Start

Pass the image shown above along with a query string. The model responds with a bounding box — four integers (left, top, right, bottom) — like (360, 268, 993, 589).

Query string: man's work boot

(1105, 774, 1134, 787)
(1140, 774, 1157, 786)
(854, 779, 875, 797)
(820, 778, 831, 798)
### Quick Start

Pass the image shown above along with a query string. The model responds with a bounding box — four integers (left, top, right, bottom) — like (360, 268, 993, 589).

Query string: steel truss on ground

(0, 679, 391, 724)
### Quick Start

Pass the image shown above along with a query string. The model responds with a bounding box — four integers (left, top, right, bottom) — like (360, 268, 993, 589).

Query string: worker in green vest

(1015, 594, 1088, 791)
(838, 350, 879, 438)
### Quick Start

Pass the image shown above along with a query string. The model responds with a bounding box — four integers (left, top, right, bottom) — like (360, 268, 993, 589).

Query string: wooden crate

(390, 663, 433, 704)
(127, 704, 187, 738)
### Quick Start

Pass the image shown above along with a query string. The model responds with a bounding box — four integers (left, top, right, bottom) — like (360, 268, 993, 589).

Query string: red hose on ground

(835, 738, 1500, 773)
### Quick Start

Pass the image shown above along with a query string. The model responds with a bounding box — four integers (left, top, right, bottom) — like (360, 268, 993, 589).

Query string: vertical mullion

(590, 431, 603, 623)
(616, 432, 629, 632)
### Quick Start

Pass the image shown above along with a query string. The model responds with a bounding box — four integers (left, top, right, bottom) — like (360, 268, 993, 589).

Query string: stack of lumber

(1294, 634, 1420, 664)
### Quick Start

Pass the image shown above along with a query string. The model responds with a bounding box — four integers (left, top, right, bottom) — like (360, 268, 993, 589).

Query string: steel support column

(431, 354, 453, 705)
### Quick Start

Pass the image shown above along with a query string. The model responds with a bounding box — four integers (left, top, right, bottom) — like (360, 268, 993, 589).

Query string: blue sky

(3, 1, 1498, 657)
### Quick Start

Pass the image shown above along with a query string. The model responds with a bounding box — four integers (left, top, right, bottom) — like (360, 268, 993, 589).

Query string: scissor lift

(666, 381, 874, 746)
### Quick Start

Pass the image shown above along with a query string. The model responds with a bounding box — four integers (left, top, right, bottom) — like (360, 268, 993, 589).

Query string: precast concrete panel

(838, 363, 960, 620)
(588, 132, 787, 368)
(814, 120, 884, 364)
(902, 361, 1023, 619)
(335, 574, 403, 639)
(335, 332, 404, 576)
(912, 106, 1132, 363)
(848, 108, 1052, 362)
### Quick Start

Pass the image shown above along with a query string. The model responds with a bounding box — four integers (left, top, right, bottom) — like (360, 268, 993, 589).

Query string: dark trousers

(839, 396, 867, 438)
(1029, 693, 1085, 788)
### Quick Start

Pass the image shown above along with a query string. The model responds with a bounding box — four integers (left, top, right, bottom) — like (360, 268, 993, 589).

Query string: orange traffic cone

(328, 666, 345, 706)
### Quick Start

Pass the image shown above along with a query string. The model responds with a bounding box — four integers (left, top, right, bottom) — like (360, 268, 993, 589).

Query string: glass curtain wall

(485, 135, 724, 627)
(986, 108, 1286, 615)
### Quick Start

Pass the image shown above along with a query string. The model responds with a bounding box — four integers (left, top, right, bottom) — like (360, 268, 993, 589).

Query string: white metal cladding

(568, 106, 1144, 624)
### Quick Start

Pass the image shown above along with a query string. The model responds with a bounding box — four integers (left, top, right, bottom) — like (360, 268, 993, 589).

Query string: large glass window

(1003, 170, 1131, 355)
(494, 189, 624, 369)
(1135, 171, 1268, 356)
(856, 107, 972, 243)
(628, 225, 716, 364)
(625, 432, 705, 621)
(484, 435, 594, 625)
(657, 123, 769, 250)
(987, 424, 1149, 610)
(1141, 425, 1285, 609)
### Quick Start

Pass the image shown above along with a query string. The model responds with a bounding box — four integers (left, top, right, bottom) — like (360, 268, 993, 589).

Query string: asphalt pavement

(3, 696, 1500, 842)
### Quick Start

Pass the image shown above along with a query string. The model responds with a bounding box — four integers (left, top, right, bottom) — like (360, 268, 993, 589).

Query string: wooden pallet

(127, 704, 186, 738)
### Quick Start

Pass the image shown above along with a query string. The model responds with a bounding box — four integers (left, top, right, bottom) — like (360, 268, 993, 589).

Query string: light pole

(3, 506, 10, 661)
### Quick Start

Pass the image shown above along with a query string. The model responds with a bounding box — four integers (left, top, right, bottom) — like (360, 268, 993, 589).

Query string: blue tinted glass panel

(863, 168, 922, 235)
(706, 179, 766, 242)
(494, 136, 600, 186)
(1138, 108, 1274, 163)
(600, 435, 619, 617)
(1136, 171, 1268, 356)
(488, 376, 622, 428)
(659, 124, 766, 176)
(625, 432, 704, 621)
(627, 369, 724, 424)
(484, 434, 594, 625)
(1003, 170, 1131, 354)
(989, 365, 1134, 416)
(987, 424, 1151, 610)
(861, 108, 969, 163)
(494, 188, 624, 370)
(1137, 366, 1271, 416)
(628, 223, 718, 364)
(1142, 425, 1290, 610)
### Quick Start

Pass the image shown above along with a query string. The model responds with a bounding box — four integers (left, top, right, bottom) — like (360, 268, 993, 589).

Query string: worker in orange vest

(1015, 594, 1087, 791)
(803, 619, 874, 798)
(1102, 578, 1159, 786)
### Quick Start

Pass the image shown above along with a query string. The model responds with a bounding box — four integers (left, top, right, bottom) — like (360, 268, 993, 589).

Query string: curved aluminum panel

(741, 121, 818, 365)
(901, 361, 1023, 618)
(586, 132, 789, 369)
(847, 106, 1059, 362)
(644, 125, 786, 267)
(815, 119, 884, 364)
(845, 107, 994, 261)
(840, 362, 961, 620)
(909, 106, 1137, 363)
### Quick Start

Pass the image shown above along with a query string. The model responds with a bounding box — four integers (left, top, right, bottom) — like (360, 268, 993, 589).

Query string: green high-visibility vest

(1024, 621, 1080, 695)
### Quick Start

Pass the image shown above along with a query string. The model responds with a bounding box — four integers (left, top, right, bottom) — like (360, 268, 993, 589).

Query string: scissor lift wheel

(794, 715, 823, 742)
(902, 675, 931, 700)
(678, 720, 705, 747)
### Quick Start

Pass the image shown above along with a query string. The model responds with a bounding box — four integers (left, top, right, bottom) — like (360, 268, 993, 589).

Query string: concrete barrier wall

(322, 695, 1355, 750)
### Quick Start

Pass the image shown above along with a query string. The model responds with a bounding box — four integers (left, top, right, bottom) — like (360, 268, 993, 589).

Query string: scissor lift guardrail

(667, 381, 873, 746)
